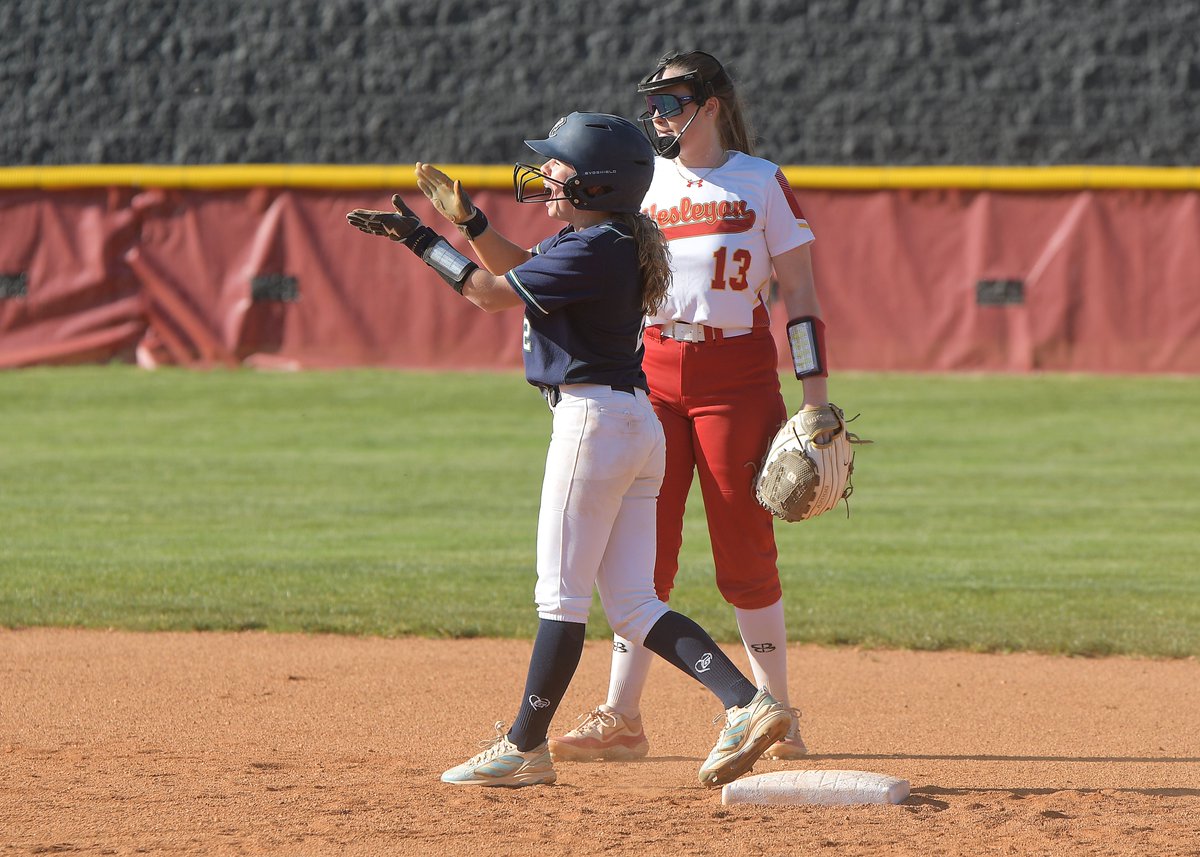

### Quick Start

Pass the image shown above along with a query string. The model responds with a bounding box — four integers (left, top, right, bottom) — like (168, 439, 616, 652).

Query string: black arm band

(456, 207, 489, 241)
(786, 316, 829, 378)
(422, 238, 478, 294)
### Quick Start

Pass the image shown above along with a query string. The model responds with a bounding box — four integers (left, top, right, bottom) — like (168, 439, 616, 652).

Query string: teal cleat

(442, 722, 557, 787)
(698, 689, 791, 788)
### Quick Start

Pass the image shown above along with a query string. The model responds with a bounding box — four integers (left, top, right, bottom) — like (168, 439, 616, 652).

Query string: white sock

(604, 634, 654, 719)
(734, 598, 791, 708)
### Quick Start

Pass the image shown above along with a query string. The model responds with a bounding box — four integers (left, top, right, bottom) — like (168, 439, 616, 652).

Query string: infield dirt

(3, 629, 1198, 856)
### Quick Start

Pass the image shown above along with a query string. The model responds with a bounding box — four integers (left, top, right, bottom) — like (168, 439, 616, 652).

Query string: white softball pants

(534, 384, 670, 644)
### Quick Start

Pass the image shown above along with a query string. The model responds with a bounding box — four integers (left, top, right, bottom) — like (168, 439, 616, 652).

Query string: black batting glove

(346, 194, 438, 255)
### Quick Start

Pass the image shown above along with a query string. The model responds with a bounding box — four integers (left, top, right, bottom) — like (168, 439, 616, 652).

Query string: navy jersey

(505, 222, 649, 391)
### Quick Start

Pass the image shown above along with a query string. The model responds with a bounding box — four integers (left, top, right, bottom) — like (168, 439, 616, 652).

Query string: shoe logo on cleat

(529, 695, 551, 710)
(613, 641, 628, 653)
(750, 642, 777, 653)
(695, 653, 713, 673)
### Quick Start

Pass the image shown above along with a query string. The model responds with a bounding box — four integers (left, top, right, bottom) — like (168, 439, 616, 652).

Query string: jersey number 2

(711, 247, 751, 291)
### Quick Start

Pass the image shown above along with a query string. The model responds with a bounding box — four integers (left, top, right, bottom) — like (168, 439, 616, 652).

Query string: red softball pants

(642, 324, 787, 610)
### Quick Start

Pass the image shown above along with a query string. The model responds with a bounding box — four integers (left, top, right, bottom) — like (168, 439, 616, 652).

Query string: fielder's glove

(754, 404, 871, 522)
(414, 163, 489, 239)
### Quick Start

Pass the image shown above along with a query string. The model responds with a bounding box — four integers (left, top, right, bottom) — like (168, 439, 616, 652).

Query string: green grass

(1, 366, 1198, 656)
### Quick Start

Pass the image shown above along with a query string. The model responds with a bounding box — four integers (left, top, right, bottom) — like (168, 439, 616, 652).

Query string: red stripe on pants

(642, 325, 787, 609)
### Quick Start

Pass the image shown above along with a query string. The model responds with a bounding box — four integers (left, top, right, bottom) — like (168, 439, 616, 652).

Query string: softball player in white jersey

(353, 111, 791, 789)
(551, 51, 833, 764)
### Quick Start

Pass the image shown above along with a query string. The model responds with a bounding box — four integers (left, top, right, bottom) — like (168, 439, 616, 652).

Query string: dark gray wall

(5, 0, 1197, 166)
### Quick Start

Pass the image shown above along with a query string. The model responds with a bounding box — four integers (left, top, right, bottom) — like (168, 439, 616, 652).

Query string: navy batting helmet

(514, 112, 655, 213)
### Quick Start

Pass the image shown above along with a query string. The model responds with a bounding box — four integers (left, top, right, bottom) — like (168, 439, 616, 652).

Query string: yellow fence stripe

(781, 165, 1200, 190)
(1, 164, 1198, 191)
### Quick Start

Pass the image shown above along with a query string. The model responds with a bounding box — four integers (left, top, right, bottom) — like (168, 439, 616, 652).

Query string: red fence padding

(803, 188, 1200, 373)
(2, 187, 1198, 373)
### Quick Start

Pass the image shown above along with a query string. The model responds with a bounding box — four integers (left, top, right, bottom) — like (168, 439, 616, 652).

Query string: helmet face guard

(637, 68, 712, 108)
(513, 162, 570, 205)
(635, 53, 730, 158)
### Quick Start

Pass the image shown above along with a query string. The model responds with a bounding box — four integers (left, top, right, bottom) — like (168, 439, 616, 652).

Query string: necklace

(674, 151, 729, 188)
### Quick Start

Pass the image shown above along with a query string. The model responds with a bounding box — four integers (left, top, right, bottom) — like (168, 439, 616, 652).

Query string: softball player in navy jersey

(349, 112, 790, 789)
(547, 52, 834, 763)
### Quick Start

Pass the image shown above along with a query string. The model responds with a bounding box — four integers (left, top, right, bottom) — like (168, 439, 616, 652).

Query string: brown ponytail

(616, 212, 672, 316)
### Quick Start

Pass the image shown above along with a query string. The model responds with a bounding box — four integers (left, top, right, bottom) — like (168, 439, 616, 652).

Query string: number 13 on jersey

(711, 247, 751, 290)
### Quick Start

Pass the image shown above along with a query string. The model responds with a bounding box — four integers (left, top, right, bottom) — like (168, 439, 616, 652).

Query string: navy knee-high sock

(643, 611, 758, 710)
(507, 618, 587, 752)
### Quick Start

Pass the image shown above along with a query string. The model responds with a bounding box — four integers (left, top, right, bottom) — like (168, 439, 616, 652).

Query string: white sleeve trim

(505, 270, 549, 316)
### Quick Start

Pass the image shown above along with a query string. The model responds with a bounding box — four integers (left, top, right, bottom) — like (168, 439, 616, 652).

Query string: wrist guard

(787, 316, 828, 379)
(398, 226, 477, 294)
(422, 238, 478, 294)
(401, 224, 440, 256)
(456, 207, 489, 241)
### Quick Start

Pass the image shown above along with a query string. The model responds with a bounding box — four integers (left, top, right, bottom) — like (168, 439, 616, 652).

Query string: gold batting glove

(415, 162, 475, 225)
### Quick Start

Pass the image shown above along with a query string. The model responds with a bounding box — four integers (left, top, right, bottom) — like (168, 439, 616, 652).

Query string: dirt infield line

(2, 629, 1198, 856)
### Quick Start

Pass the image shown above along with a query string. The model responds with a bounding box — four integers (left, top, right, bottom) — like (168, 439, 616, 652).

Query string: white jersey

(641, 151, 815, 329)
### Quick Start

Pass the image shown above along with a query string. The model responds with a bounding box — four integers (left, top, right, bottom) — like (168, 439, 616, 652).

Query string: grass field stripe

(2, 367, 1196, 655)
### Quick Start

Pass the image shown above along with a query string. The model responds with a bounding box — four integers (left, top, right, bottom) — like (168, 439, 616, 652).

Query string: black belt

(540, 384, 637, 407)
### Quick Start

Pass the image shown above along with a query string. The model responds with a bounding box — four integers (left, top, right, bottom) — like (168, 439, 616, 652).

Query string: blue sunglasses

(642, 93, 698, 119)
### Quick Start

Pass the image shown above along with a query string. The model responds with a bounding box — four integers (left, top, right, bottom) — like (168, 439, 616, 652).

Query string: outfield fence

(2, 167, 1197, 373)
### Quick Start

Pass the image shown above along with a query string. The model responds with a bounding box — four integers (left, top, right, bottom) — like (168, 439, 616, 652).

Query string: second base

(721, 769, 910, 806)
